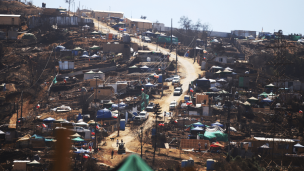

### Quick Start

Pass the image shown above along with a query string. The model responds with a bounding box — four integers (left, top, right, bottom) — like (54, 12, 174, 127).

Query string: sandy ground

(92, 20, 206, 167)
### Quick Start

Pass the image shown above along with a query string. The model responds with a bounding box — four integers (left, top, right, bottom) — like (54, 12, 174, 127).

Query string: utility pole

(98, 17, 100, 31)
(140, 126, 143, 158)
(161, 68, 164, 97)
(176, 45, 178, 75)
(16, 103, 18, 128)
(170, 18, 172, 52)
(117, 97, 120, 137)
(153, 103, 161, 165)
(21, 92, 23, 119)
(193, 36, 196, 63)
(94, 76, 99, 150)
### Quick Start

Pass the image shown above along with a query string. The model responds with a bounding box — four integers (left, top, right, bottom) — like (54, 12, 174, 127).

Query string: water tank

(181, 160, 188, 168)
(201, 61, 206, 70)
(158, 74, 162, 83)
(120, 119, 125, 130)
(206, 159, 214, 170)
(42, 3, 46, 8)
(151, 128, 156, 136)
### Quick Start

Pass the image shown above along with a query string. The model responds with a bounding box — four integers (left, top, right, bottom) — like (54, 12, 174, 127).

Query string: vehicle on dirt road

(172, 77, 180, 85)
(146, 103, 155, 111)
(174, 87, 183, 96)
(169, 101, 177, 110)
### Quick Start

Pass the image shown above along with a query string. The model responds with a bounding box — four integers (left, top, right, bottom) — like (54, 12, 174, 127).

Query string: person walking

(111, 150, 114, 159)
(198, 142, 201, 152)
(116, 139, 119, 147)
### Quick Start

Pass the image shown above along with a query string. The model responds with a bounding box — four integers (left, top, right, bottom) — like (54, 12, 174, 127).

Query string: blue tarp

(97, 108, 112, 119)
(211, 122, 223, 127)
(31, 134, 44, 139)
(77, 113, 82, 121)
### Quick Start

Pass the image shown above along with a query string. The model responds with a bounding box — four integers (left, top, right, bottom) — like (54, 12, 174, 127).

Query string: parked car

(142, 36, 151, 43)
(146, 103, 155, 111)
(174, 87, 183, 96)
(138, 111, 149, 120)
(172, 77, 180, 85)
(165, 77, 174, 82)
(169, 101, 177, 110)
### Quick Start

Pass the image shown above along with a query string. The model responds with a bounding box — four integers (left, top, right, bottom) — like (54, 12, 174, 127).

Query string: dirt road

(93, 19, 204, 165)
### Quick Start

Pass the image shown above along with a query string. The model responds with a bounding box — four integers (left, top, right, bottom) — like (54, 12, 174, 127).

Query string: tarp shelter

(265, 83, 275, 88)
(54, 118, 64, 123)
(43, 117, 55, 123)
(111, 154, 153, 171)
(75, 122, 88, 127)
(22, 33, 37, 39)
(141, 93, 149, 111)
(73, 47, 83, 51)
(97, 108, 112, 119)
(74, 148, 90, 153)
(192, 122, 204, 127)
(294, 143, 304, 148)
(87, 120, 96, 125)
(243, 101, 251, 106)
(200, 131, 228, 142)
(31, 134, 44, 140)
(89, 45, 100, 50)
(72, 137, 84, 142)
(247, 96, 258, 103)
(210, 142, 224, 148)
(144, 82, 154, 87)
(211, 122, 223, 127)
(259, 92, 269, 98)
(27, 160, 40, 165)
(90, 31, 101, 35)
(71, 133, 81, 137)
(77, 113, 82, 121)
(261, 97, 272, 103)
(55, 45, 65, 52)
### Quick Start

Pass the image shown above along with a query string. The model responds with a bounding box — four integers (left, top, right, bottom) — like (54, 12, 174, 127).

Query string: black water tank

(42, 3, 46, 8)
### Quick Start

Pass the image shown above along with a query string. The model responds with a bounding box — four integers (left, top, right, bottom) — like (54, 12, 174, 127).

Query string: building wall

(231, 30, 257, 38)
(102, 43, 138, 53)
(93, 11, 123, 20)
(214, 57, 227, 63)
(96, 87, 114, 99)
(125, 19, 152, 32)
(0, 16, 21, 26)
(208, 31, 229, 38)
(83, 73, 105, 80)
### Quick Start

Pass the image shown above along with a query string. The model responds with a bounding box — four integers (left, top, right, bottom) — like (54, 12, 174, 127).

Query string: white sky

(34, 0, 304, 35)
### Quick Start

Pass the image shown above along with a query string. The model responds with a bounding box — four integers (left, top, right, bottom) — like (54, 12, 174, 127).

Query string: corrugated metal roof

(0, 14, 21, 17)
(254, 137, 295, 142)
(126, 18, 152, 23)
(93, 10, 123, 14)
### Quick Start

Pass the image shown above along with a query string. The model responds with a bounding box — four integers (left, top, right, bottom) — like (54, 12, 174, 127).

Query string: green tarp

(72, 137, 84, 142)
(31, 134, 44, 139)
(140, 93, 149, 111)
(259, 92, 269, 97)
(199, 131, 228, 142)
(112, 154, 153, 171)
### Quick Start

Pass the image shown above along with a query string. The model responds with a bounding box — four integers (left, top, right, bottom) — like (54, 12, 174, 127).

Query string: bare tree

(65, 0, 74, 16)
(192, 19, 202, 32)
(178, 16, 192, 32)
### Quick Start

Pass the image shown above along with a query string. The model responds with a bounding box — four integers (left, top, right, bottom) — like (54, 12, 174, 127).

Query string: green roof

(112, 154, 153, 171)
(199, 131, 228, 142)
(72, 137, 84, 142)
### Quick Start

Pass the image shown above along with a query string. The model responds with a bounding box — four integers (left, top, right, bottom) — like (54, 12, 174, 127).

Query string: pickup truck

(138, 111, 149, 121)
(173, 87, 183, 96)
(169, 101, 177, 110)
(146, 103, 155, 111)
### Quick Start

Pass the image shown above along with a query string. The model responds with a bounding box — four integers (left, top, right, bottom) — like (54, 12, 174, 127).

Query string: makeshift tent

(200, 131, 228, 142)
(54, 118, 64, 123)
(73, 47, 83, 51)
(294, 143, 304, 148)
(22, 33, 37, 39)
(259, 92, 269, 98)
(77, 113, 82, 121)
(31, 134, 44, 139)
(43, 117, 55, 122)
(144, 82, 154, 87)
(89, 45, 100, 50)
(211, 122, 223, 127)
(192, 122, 204, 127)
(191, 127, 204, 131)
(243, 101, 251, 106)
(74, 148, 90, 153)
(210, 142, 224, 148)
(90, 31, 100, 35)
(97, 108, 112, 119)
(111, 154, 153, 171)
(87, 120, 96, 125)
(55, 45, 65, 52)
(75, 122, 88, 127)
(265, 83, 275, 88)
(247, 97, 258, 103)
(27, 160, 41, 165)
(261, 97, 273, 103)
(72, 137, 84, 142)
(71, 133, 81, 137)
